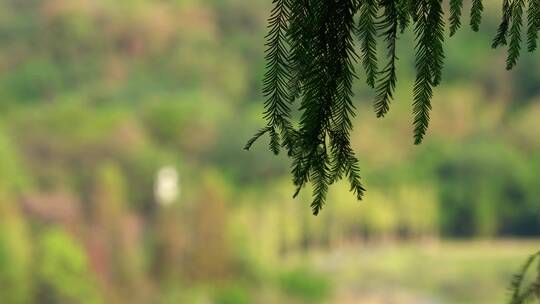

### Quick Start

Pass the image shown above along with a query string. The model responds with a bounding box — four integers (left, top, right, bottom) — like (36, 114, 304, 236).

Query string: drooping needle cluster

(246, 0, 540, 215)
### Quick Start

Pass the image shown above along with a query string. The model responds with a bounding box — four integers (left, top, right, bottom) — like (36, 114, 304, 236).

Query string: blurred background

(0, 0, 539, 303)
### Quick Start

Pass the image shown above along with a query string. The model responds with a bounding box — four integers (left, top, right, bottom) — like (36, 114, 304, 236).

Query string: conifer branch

(412, 0, 444, 144)
(397, 0, 411, 33)
(449, 0, 464, 36)
(508, 251, 540, 304)
(527, 0, 540, 51)
(493, 0, 513, 48)
(246, 0, 294, 155)
(247, 0, 540, 214)
(357, 0, 379, 88)
(470, 0, 484, 32)
(374, 0, 400, 118)
(507, 0, 526, 70)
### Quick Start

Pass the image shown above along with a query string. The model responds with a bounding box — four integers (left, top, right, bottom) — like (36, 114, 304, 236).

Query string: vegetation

(0, 0, 538, 303)
(247, 2, 540, 299)
(247, 0, 540, 214)
(508, 251, 540, 304)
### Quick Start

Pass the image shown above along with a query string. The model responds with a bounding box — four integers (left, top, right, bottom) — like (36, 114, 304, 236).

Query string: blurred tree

(278, 268, 332, 303)
(0, 191, 32, 304)
(89, 162, 148, 302)
(430, 142, 536, 237)
(213, 284, 252, 304)
(37, 228, 102, 304)
(0, 130, 32, 303)
(91, 163, 127, 227)
(185, 172, 232, 282)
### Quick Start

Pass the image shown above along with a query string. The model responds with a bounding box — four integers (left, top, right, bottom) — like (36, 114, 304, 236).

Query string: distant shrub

(213, 285, 251, 304)
(0, 221, 31, 304)
(38, 228, 103, 304)
(278, 268, 332, 303)
(1, 59, 62, 102)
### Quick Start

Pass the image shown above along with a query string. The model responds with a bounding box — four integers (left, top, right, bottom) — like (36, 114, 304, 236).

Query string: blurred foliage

(213, 285, 251, 304)
(37, 229, 102, 304)
(278, 268, 332, 303)
(0, 0, 537, 303)
(0, 195, 31, 304)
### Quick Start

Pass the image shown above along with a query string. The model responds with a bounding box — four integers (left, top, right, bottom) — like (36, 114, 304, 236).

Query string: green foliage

(0, 59, 63, 103)
(92, 162, 127, 225)
(0, 209, 31, 304)
(214, 285, 252, 304)
(412, 0, 445, 144)
(358, 0, 379, 88)
(374, 0, 399, 118)
(38, 229, 102, 304)
(508, 251, 540, 304)
(278, 268, 332, 303)
(417, 141, 539, 237)
(527, 0, 540, 51)
(0, 132, 32, 303)
(248, 0, 365, 215)
(248, 0, 540, 214)
(449, 0, 464, 36)
(0, 1, 539, 302)
(470, 0, 484, 32)
(507, 0, 527, 70)
(0, 130, 29, 192)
